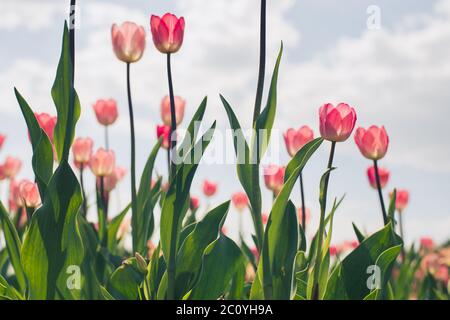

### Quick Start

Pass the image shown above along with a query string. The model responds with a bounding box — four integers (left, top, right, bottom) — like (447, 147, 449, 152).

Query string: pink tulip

(329, 245, 339, 257)
(367, 166, 390, 189)
(284, 126, 314, 157)
(319, 103, 357, 142)
(160, 95, 186, 126)
(89, 148, 115, 177)
(0, 165, 5, 181)
(35, 112, 57, 142)
(150, 13, 185, 54)
(8, 179, 22, 212)
(202, 180, 217, 197)
(18, 180, 41, 208)
(232, 192, 249, 211)
(156, 125, 171, 149)
(72, 137, 94, 167)
(297, 207, 311, 226)
(390, 189, 409, 212)
(3, 156, 22, 179)
(93, 99, 118, 126)
(0, 134, 6, 150)
(420, 237, 434, 250)
(264, 165, 285, 194)
(100, 166, 127, 192)
(190, 196, 200, 210)
(354, 125, 389, 160)
(111, 22, 146, 63)
(262, 212, 269, 225)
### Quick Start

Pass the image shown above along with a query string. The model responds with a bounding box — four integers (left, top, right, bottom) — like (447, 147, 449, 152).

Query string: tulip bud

(367, 166, 390, 189)
(156, 125, 171, 149)
(284, 126, 314, 157)
(202, 180, 217, 197)
(135, 252, 148, 274)
(262, 213, 269, 225)
(18, 180, 41, 208)
(35, 112, 57, 142)
(160, 95, 186, 126)
(72, 137, 94, 166)
(89, 148, 115, 177)
(354, 125, 389, 160)
(93, 99, 118, 126)
(232, 192, 249, 212)
(111, 22, 146, 63)
(150, 13, 185, 54)
(263, 165, 285, 194)
(319, 103, 357, 142)
(390, 189, 409, 212)
(190, 196, 200, 210)
(3, 156, 22, 179)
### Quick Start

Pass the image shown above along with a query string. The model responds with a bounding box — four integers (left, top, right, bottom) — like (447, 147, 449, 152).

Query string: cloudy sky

(0, 0, 449, 248)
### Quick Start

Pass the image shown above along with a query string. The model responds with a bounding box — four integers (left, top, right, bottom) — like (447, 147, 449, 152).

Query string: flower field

(0, 1, 448, 302)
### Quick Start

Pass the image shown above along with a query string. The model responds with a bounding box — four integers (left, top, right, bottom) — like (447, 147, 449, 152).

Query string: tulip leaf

(188, 234, 244, 300)
(254, 42, 283, 161)
(324, 222, 402, 300)
(107, 203, 131, 252)
(0, 202, 27, 292)
(174, 201, 230, 298)
(133, 138, 162, 255)
(0, 274, 24, 300)
(352, 222, 366, 243)
(147, 244, 166, 300)
(107, 257, 146, 300)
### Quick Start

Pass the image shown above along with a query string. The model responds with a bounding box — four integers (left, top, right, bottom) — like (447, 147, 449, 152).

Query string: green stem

(166, 53, 177, 180)
(373, 160, 388, 225)
(126, 62, 138, 253)
(252, 0, 267, 124)
(313, 141, 336, 300)
(299, 172, 306, 233)
(79, 164, 87, 217)
(398, 210, 406, 261)
(104, 125, 109, 150)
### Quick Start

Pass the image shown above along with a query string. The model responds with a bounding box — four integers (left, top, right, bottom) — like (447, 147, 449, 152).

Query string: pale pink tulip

(354, 125, 389, 160)
(160, 95, 186, 126)
(150, 13, 185, 54)
(18, 180, 41, 208)
(232, 192, 249, 211)
(35, 112, 57, 142)
(3, 156, 22, 179)
(264, 165, 285, 194)
(284, 126, 314, 157)
(367, 166, 390, 189)
(319, 103, 357, 142)
(390, 189, 409, 212)
(89, 148, 115, 177)
(297, 207, 311, 226)
(100, 166, 127, 192)
(111, 22, 146, 63)
(72, 137, 94, 166)
(93, 99, 118, 126)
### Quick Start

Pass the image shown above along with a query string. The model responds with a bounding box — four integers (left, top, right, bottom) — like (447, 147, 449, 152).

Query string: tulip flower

(100, 166, 127, 193)
(111, 22, 146, 63)
(93, 99, 118, 127)
(262, 212, 269, 225)
(3, 156, 22, 179)
(284, 126, 314, 157)
(329, 245, 339, 257)
(72, 137, 93, 166)
(157, 125, 171, 150)
(319, 103, 357, 142)
(35, 112, 57, 142)
(420, 237, 434, 250)
(160, 95, 185, 126)
(367, 166, 390, 189)
(190, 196, 200, 211)
(232, 192, 249, 211)
(0, 134, 5, 150)
(297, 207, 311, 228)
(391, 189, 409, 213)
(354, 126, 389, 161)
(112, 21, 146, 254)
(8, 179, 22, 212)
(263, 165, 285, 196)
(150, 13, 185, 54)
(89, 148, 115, 177)
(0, 165, 5, 181)
(203, 180, 218, 197)
(18, 180, 41, 208)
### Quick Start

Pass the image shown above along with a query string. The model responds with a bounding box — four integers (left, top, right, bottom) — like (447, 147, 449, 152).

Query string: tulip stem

(252, 0, 267, 124)
(166, 53, 177, 180)
(373, 160, 388, 225)
(69, 0, 76, 83)
(398, 210, 406, 261)
(126, 62, 138, 253)
(104, 126, 109, 150)
(99, 176, 107, 242)
(313, 141, 336, 300)
(79, 164, 87, 217)
(299, 172, 306, 233)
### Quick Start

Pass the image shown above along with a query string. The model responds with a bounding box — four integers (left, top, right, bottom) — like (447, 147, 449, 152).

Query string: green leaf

(0, 274, 24, 300)
(107, 204, 131, 252)
(107, 258, 146, 300)
(188, 234, 244, 300)
(0, 202, 27, 292)
(134, 138, 162, 254)
(254, 42, 283, 160)
(147, 244, 166, 300)
(174, 201, 230, 298)
(324, 222, 402, 300)
(388, 188, 397, 224)
(352, 222, 366, 243)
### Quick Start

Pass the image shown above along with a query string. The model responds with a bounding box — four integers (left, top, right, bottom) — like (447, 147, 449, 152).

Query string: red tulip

(93, 99, 118, 126)
(156, 124, 171, 149)
(263, 165, 285, 194)
(367, 166, 390, 189)
(160, 95, 185, 126)
(0, 134, 6, 150)
(420, 237, 434, 250)
(202, 180, 217, 197)
(72, 137, 94, 167)
(319, 103, 357, 142)
(3, 156, 22, 179)
(111, 22, 146, 63)
(284, 126, 314, 157)
(329, 245, 339, 257)
(35, 112, 57, 142)
(232, 192, 249, 211)
(89, 148, 115, 177)
(390, 189, 409, 212)
(354, 125, 389, 160)
(18, 180, 41, 208)
(150, 13, 185, 54)
(190, 196, 200, 210)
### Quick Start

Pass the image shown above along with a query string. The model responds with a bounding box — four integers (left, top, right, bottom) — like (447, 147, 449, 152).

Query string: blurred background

(0, 0, 449, 249)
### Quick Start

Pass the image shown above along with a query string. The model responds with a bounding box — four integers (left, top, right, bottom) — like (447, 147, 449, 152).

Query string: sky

(0, 0, 449, 249)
